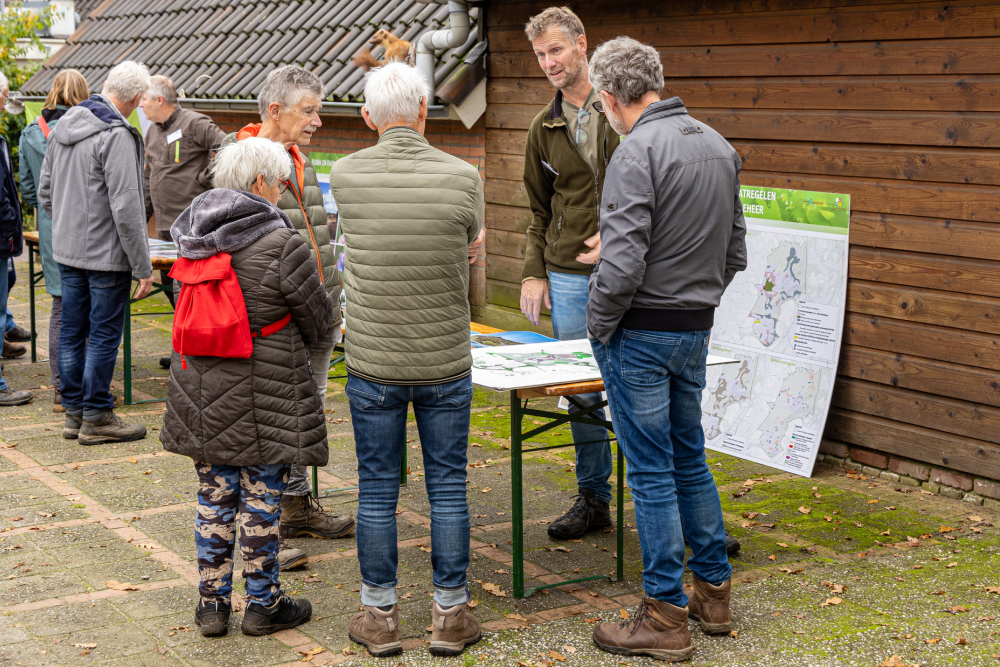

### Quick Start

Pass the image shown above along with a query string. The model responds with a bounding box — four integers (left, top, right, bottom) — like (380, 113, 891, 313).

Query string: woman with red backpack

(160, 137, 335, 637)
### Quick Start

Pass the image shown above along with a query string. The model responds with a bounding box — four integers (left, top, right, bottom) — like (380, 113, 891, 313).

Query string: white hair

(212, 137, 291, 193)
(362, 62, 429, 129)
(258, 65, 323, 122)
(103, 61, 151, 103)
(0, 72, 8, 94)
(145, 74, 177, 105)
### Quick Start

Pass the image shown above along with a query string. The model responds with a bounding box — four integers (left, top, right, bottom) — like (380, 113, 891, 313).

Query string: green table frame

(509, 383, 624, 598)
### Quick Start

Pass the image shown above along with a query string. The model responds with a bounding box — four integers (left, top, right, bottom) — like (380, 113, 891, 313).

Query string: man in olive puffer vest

(222, 66, 354, 556)
(330, 63, 485, 659)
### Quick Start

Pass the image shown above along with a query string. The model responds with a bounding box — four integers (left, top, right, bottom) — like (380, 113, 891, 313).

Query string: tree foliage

(0, 2, 54, 225)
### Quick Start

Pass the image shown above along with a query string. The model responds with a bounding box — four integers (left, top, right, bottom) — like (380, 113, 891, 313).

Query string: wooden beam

(832, 376, 1000, 446)
(485, 178, 529, 208)
(489, 38, 1000, 79)
(849, 247, 1000, 298)
(824, 407, 1000, 480)
(486, 128, 529, 157)
(844, 312, 1000, 372)
(848, 280, 1000, 336)
(486, 203, 532, 233)
(849, 211, 1000, 261)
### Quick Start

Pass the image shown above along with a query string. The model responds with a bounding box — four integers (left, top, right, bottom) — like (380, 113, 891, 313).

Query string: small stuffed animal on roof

(352, 29, 414, 70)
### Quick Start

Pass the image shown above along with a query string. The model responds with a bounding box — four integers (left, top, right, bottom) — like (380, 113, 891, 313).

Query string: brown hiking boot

(429, 600, 481, 657)
(348, 604, 402, 657)
(279, 494, 354, 539)
(277, 538, 308, 570)
(593, 597, 694, 662)
(78, 410, 147, 445)
(1, 340, 25, 359)
(687, 576, 732, 634)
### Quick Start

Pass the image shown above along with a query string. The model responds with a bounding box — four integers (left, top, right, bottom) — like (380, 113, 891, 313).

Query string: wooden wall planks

(483, 0, 1000, 479)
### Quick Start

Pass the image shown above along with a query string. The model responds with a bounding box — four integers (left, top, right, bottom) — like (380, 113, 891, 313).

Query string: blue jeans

(548, 271, 612, 503)
(58, 265, 131, 418)
(347, 373, 472, 608)
(591, 328, 731, 606)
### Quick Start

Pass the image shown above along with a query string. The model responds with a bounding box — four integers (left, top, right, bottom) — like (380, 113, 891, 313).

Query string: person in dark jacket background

(0, 72, 32, 406)
(19, 68, 90, 412)
(161, 137, 334, 638)
(140, 74, 226, 371)
(585, 38, 747, 661)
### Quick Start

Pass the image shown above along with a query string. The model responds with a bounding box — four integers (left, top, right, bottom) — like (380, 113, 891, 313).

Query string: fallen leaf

(505, 613, 528, 622)
(881, 530, 891, 536)
(467, 599, 479, 608)
(925, 638, 941, 644)
(481, 487, 491, 493)
(957, 630, 968, 645)
(729, 629, 740, 638)
(549, 650, 566, 662)
(798, 505, 811, 514)
(561, 645, 577, 654)
(777, 542, 789, 548)
(303, 576, 322, 583)
(71, 643, 97, 649)
(819, 597, 843, 607)
(939, 525, 955, 533)
(619, 608, 629, 620)
(583, 617, 601, 623)
(868, 499, 879, 504)
(877, 657, 917, 667)
(482, 582, 506, 597)
(768, 554, 776, 561)
(945, 606, 968, 614)
(968, 515, 983, 522)
(544, 546, 570, 553)
(105, 580, 139, 591)
(157, 647, 167, 655)
(299, 648, 324, 658)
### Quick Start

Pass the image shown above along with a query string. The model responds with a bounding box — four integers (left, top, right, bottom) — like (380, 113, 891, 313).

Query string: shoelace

(558, 495, 590, 523)
(620, 598, 650, 636)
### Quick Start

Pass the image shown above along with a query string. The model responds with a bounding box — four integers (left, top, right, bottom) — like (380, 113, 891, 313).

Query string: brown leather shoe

(429, 600, 481, 657)
(279, 494, 355, 539)
(1, 340, 26, 359)
(593, 597, 694, 662)
(687, 576, 732, 634)
(348, 604, 402, 657)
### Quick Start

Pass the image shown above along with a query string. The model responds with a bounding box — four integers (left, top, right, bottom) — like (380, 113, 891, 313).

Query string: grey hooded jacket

(38, 95, 152, 279)
(587, 98, 747, 345)
(161, 188, 335, 466)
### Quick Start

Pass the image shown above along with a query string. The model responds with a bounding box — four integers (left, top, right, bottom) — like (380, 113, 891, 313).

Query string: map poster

(703, 186, 850, 477)
(472, 339, 737, 392)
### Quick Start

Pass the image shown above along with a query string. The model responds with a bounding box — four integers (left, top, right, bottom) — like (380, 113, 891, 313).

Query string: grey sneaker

(63, 413, 82, 439)
(0, 387, 33, 407)
(78, 410, 147, 445)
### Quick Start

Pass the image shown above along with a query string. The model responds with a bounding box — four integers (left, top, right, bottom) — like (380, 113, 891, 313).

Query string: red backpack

(168, 253, 290, 369)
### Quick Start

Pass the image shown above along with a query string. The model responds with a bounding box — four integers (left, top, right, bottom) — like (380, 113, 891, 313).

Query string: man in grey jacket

(39, 61, 154, 445)
(584, 38, 747, 661)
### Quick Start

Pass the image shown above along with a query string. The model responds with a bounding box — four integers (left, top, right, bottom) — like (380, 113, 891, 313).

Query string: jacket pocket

(547, 202, 597, 264)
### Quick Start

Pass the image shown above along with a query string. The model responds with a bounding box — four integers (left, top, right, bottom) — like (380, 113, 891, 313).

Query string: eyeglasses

(593, 99, 605, 114)
(278, 181, 290, 195)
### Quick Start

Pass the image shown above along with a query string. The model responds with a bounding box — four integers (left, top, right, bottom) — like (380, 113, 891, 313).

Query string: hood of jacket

(171, 188, 293, 260)
(51, 95, 127, 146)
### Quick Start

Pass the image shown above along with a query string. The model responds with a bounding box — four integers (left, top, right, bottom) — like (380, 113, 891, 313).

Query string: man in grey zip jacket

(38, 61, 153, 445)
(585, 38, 746, 662)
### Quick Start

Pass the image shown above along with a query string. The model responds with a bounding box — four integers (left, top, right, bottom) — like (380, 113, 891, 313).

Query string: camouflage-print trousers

(195, 463, 290, 605)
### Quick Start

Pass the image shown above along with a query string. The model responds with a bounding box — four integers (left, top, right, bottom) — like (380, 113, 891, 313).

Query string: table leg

(123, 297, 132, 405)
(311, 465, 319, 498)
(511, 390, 525, 598)
(28, 245, 36, 363)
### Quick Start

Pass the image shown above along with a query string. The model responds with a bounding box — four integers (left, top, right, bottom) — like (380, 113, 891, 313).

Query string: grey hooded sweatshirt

(587, 98, 747, 345)
(38, 95, 152, 279)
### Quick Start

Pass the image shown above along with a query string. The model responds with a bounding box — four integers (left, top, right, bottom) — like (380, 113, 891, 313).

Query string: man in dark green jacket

(223, 66, 353, 560)
(520, 7, 620, 541)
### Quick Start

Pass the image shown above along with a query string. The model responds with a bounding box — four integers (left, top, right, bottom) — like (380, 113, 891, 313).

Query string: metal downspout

(416, 0, 471, 98)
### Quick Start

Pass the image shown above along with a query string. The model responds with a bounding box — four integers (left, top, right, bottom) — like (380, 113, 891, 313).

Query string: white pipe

(416, 0, 470, 96)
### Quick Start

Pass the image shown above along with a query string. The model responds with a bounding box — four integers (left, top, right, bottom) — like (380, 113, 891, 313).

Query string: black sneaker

(0, 387, 33, 407)
(547, 489, 612, 540)
(195, 598, 231, 637)
(159, 357, 170, 370)
(241, 595, 312, 636)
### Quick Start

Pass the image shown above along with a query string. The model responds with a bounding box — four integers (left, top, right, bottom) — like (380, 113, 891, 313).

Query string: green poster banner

(740, 186, 850, 234)
(308, 151, 347, 175)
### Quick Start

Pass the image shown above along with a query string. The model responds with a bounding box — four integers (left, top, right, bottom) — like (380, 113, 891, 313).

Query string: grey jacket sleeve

(468, 174, 484, 242)
(38, 152, 52, 218)
(586, 155, 653, 345)
(102, 129, 153, 279)
(725, 156, 748, 288)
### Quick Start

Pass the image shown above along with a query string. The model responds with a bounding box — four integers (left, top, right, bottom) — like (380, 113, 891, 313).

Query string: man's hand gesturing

(520, 278, 550, 326)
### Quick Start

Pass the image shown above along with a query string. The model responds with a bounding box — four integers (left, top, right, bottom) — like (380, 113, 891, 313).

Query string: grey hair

(0, 72, 8, 94)
(525, 6, 585, 43)
(102, 61, 151, 103)
(258, 65, 323, 122)
(146, 74, 177, 105)
(589, 37, 663, 106)
(212, 137, 291, 192)
(362, 62, 428, 129)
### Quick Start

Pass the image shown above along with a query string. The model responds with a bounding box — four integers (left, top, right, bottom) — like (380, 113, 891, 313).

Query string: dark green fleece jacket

(521, 89, 620, 281)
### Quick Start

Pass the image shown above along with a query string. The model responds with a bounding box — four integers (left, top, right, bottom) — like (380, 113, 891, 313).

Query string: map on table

(703, 186, 849, 477)
(473, 339, 735, 392)
(147, 238, 177, 259)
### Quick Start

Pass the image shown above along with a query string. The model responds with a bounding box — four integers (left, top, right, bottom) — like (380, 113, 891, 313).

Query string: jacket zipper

(287, 179, 325, 282)
(552, 212, 564, 253)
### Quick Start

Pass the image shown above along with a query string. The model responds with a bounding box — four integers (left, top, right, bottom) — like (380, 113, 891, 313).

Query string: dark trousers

(57, 264, 130, 418)
(158, 230, 175, 308)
